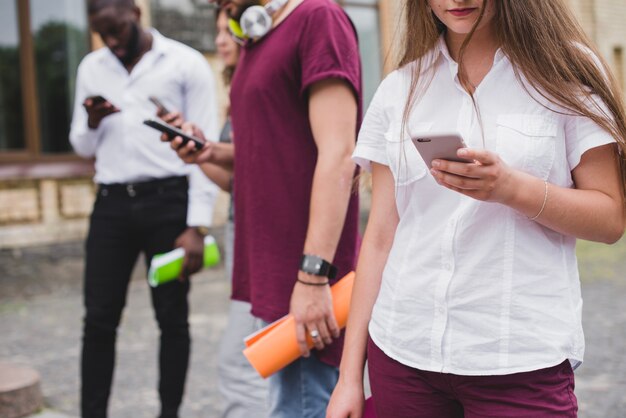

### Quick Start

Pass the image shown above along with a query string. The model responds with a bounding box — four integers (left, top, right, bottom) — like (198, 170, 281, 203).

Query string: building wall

(578, 0, 626, 90)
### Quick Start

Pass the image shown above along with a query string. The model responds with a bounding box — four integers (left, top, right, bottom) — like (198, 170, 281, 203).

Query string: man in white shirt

(69, 1, 218, 417)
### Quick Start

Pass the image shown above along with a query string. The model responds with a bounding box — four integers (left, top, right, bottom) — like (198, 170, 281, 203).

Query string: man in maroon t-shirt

(171, 0, 362, 416)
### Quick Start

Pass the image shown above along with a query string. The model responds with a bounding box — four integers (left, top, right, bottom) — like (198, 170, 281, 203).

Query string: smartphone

(411, 132, 472, 168)
(143, 118, 206, 151)
(86, 95, 108, 105)
(148, 96, 170, 114)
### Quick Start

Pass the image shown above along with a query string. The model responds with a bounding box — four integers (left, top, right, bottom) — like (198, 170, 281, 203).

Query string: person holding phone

(69, 1, 219, 417)
(210, 8, 270, 418)
(160, 7, 269, 418)
(170, 0, 363, 416)
(327, 1, 626, 417)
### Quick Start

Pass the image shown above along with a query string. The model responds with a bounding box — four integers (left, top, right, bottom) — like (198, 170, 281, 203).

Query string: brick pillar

(39, 180, 60, 224)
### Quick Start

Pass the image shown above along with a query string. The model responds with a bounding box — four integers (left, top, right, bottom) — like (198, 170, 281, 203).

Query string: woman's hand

(429, 148, 518, 204)
(326, 376, 365, 418)
(159, 111, 185, 128)
(161, 122, 215, 165)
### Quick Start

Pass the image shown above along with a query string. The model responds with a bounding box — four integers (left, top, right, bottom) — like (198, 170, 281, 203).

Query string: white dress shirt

(354, 37, 615, 375)
(70, 29, 219, 227)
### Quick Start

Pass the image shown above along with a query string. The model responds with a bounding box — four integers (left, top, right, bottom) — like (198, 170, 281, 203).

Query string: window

(151, 0, 217, 53)
(31, 0, 90, 154)
(0, 0, 90, 161)
(0, 0, 25, 151)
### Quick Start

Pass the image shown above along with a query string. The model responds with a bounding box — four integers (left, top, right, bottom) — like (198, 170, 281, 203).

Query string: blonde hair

(399, 0, 626, 195)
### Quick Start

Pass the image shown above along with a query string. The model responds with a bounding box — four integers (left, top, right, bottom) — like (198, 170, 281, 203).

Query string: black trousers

(81, 176, 190, 418)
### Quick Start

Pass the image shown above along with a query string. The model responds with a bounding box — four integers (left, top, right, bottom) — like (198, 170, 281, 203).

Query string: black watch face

(302, 257, 323, 274)
(301, 254, 329, 276)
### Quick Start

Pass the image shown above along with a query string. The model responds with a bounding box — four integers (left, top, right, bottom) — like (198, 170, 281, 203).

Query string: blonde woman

(327, 0, 626, 417)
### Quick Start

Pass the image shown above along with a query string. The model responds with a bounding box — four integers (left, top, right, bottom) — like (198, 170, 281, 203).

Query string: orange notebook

(243, 272, 356, 378)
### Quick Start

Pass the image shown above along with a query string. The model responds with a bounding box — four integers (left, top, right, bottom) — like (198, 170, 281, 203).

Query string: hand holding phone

(411, 132, 472, 168)
(143, 118, 206, 151)
(84, 95, 120, 129)
(86, 95, 107, 105)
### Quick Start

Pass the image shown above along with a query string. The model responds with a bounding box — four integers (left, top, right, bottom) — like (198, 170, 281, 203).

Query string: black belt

(98, 176, 188, 198)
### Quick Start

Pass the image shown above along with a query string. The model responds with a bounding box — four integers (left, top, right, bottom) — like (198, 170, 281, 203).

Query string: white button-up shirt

(70, 30, 219, 227)
(354, 37, 615, 375)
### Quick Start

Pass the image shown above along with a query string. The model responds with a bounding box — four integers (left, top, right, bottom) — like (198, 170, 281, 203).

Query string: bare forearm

(507, 171, 624, 243)
(338, 163, 398, 382)
(208, 142, 235, 170)
(436, 144, 625, 243)
(337, 231, 391, 382)
(199, 163, 233, 192)
(302, 154, 356, 259)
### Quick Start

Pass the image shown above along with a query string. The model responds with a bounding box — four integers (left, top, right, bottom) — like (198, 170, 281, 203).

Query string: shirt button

(438, 307, 445, 314)
(444, 263, 452, 270)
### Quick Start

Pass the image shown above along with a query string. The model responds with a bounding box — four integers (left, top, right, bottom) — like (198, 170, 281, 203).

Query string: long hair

(216, 8, 239, 86)
(399, 0, 626, 196)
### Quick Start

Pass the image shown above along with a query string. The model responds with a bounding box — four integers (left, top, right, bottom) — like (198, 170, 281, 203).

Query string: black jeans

(81, 177, 190, 418)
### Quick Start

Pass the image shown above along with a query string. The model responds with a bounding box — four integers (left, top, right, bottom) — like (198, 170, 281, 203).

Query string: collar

(434, 34, 507, 78)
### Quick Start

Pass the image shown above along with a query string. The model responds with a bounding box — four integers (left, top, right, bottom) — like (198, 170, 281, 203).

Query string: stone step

(0, 362, 43, 418)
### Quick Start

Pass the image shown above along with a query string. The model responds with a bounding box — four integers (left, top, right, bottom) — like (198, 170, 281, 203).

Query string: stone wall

(0, 177, 95, 248)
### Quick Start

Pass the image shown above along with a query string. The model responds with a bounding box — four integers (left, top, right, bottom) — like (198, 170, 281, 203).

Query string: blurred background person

(171, 7, 271, 417)
(69, 1, 219, 417)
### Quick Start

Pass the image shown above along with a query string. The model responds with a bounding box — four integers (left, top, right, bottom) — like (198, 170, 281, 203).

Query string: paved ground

(1, 231, 229, 418)
(1, 232, 626, 417)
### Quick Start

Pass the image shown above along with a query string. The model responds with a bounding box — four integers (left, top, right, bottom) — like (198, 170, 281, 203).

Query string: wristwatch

(299, 254, 337, 279)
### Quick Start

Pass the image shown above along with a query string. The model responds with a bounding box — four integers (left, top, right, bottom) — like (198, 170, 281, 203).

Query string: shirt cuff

(352, 144, 389, 172)
(186, 202, 214, 228)
(567, 132, 616, 170)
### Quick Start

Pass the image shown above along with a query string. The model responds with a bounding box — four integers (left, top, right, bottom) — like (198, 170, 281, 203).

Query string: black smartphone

(149, 96, 171, 114)
(143, 118, 206, 151)
(86, 95, 108, 105)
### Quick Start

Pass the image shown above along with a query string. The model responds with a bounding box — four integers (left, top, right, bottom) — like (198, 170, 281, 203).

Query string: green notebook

(148, 235, 221, 287)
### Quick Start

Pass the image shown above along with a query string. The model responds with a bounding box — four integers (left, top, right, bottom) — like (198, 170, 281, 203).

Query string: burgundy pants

(367, 338, 577, 418)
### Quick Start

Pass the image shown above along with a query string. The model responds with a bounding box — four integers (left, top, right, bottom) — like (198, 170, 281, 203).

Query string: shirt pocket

(496, 114, 558, 180)
(384, 121, 431, 186)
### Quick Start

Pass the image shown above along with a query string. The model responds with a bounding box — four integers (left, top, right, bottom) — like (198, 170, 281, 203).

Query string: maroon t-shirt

(230, 0, 362, 366)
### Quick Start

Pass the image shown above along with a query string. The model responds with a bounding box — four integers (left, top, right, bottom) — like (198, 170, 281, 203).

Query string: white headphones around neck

(239, 0, 289, 39)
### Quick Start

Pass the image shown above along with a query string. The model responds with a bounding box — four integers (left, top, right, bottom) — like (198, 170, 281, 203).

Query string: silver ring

(309, 330, 320, 339)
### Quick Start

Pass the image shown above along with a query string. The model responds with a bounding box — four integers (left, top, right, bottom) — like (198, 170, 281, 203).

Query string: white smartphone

(411, 132, 472, 168)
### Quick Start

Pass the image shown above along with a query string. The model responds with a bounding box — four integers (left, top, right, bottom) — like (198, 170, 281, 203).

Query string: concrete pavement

(1, 237, 626, 417)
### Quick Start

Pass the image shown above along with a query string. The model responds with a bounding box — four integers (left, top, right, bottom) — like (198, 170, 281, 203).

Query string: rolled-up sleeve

(187, 165, 218, 227)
